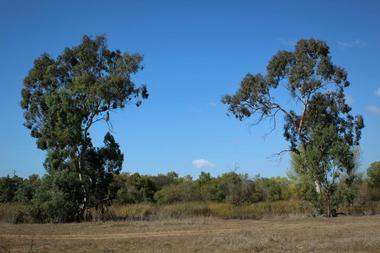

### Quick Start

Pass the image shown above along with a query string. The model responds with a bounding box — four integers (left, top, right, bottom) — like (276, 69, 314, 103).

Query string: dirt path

(0, 227, 243, 240)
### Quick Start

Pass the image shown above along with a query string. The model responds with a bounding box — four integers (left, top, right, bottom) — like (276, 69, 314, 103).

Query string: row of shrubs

(0, 172, 298, 205)
(1, 165, 380, 223)
(114, 172, 298, 205)
(2, 201, 380, 223)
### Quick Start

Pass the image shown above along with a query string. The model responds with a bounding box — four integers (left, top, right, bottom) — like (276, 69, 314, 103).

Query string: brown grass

(0, 203, 29, 224)
(106, 200, 314, 221)
(1, 215, 380, 252)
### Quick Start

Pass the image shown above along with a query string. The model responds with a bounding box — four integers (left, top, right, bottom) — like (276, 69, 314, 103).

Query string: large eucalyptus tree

(222, 39, 364, 216)
(21, 35, 148, 221)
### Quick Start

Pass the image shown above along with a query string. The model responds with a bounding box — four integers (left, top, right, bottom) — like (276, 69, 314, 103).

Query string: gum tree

(21, 35, 148, 221)
(222, 39, 364, 216)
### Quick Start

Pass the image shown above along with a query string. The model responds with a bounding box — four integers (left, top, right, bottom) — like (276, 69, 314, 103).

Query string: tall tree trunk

(77, 150, 88, 221)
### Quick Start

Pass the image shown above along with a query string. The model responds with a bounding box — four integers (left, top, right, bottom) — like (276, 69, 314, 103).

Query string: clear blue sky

(1, 0, 379, 178)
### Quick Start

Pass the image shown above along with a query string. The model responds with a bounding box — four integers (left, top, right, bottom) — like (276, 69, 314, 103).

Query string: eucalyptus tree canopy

(21, 35, 148, 151)
(21, 35, 148, 221)
(222, 39, 364, 216)
(222, 39, 363, 154)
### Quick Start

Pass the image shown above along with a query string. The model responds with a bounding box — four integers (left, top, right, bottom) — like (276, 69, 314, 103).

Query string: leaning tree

(222, 39, 364, 216)
(21, 35, 148, 221)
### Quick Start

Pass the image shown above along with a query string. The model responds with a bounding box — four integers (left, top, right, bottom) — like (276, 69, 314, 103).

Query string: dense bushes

(29, 171, 85, 223)
(1, 171, 296, 209)
(1, 160, 380, 223)
(367, 162, 380, 201)
(112, 172, 294, 205)
(0, 175, 23, 202)
(0, 174, 40, 203)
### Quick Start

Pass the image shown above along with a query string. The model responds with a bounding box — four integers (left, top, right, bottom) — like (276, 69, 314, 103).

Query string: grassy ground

(1, 215, 380, 252)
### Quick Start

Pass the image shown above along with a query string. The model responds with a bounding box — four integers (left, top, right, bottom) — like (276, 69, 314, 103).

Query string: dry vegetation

(0, 215, 379, 252)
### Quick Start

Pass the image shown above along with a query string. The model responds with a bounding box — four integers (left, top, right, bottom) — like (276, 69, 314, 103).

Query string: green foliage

(29, 171, 84, 223)
(256, 177, 292, 202)
(2, 166, 380, 222)
(222, 39, 364, 216)
(21, 35, 148, 151)
(367, 161, 380, 200)
(109, 171, 301, 205)
(150, 171, 180, 190)
(115, 173, 157, 203)
(155, 177, 199, 204)
(222, 39, 363, 152)
(20, 35, 148, 222)
(0, 175, 23, 202)
(290, 131, 362, 216)
(14, 174, 41, 203)
(367, 161, 380, 188)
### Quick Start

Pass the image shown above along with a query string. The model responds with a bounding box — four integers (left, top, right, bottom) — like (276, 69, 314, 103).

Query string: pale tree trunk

(78, 156, 88, 221)
(315, 180, 321, 194)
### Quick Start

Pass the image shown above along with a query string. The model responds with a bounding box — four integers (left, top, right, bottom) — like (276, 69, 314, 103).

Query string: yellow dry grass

(1, 215, 380, 252)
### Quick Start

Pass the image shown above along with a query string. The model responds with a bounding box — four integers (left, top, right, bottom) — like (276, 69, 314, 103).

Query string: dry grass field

(1, 215, 380, 252)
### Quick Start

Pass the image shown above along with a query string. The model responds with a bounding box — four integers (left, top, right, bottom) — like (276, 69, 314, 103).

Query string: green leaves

(21, 35, 148, 152)
(223, 39, 365, 216)
(21, 35, 148, 221)
(222, 38, 363, 153)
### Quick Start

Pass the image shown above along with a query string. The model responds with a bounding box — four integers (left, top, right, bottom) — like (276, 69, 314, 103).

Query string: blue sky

(0, 0, 379, 178)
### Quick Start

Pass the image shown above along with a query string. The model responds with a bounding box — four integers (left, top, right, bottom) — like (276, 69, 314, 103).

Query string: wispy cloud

(375, 88, 380, 97)
(278, 38, 296, 47)
(209, 102, 217, 107)
(337, 39, 367, 49)
(192, 159, 215, 169)
(368, 106, 380, 116)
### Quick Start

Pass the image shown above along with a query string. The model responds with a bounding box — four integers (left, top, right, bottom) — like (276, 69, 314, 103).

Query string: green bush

(0, 175, 23, 202)
(114, 173, 157, 204)
(15, 174, 41, 203)
(367, 162, 380, 201)
(29, 171, 84, 223)
(155, 180, 199, 204)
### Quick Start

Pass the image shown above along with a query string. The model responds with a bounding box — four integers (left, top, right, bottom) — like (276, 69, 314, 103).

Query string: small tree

(15, 174, 41, 203)
(21, 35, 148, 221)
(0, 175, 23, 202)
(367, 161, 380, 200)
(291, 125, 358, 216)
(222, 39, 364, 216)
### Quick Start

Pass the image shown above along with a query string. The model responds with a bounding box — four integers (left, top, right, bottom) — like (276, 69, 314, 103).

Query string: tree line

(1, 161, 380, 222)
(17, 35, 371, 222)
